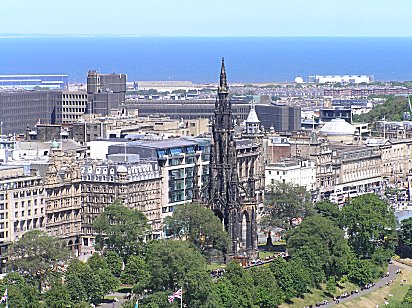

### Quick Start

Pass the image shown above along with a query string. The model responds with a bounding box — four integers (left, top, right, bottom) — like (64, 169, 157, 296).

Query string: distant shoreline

(1, 37, 411, 83)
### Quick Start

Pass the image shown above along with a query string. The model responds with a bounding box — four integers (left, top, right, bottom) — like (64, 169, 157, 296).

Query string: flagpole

(180, 292, 183, 308)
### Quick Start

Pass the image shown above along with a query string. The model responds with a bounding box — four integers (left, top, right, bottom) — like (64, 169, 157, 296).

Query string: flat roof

(0, 74, 68, 77)
(128, 138, 197, 149)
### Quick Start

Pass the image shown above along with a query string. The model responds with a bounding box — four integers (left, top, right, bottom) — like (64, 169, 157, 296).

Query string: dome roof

(117, 165, 128, 173)
(320, 119, 355, 136)
(246, 107, 260, 123)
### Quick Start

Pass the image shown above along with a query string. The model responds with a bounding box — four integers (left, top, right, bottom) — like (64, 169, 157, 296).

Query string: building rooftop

(320, 119, 355, 136)
(128, 138, 197, 149)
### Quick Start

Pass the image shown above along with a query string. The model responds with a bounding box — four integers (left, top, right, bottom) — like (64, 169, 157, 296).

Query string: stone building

(330, 145, 382, 204)
(44, 143, 82, 255)
(265, 159, 316, 193)
(80, 158, 162, 249)
(0, 165, 46, 273)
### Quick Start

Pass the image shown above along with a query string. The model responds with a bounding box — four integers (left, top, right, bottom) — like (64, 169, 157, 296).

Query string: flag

(168, 288, 182, 303)
(173, 289, 182, 299)
(168, 295, 175, 303)
(0, 288, 7, 303)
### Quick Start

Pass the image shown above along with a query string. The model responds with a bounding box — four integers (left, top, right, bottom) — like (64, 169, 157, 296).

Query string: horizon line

(1, 34, 412, 39)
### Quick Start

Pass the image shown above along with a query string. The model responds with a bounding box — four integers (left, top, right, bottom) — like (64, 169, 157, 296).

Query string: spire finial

(219, 57, 228, 93)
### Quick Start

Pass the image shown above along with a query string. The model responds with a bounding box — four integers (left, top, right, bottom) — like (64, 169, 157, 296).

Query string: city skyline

(1, 0, 412, 37)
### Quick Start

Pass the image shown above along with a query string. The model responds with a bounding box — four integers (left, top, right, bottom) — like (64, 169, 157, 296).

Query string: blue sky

(1, 0, 411, 36)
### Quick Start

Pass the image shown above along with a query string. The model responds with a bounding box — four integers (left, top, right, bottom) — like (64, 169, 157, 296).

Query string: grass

(279, 280, 359, 308)
(258, 241, 286, 247)
(115, 284, 133, 293)
(337, 261, 412, 308)
(207, 263, 226, 271)
(259, 250, 277, 259)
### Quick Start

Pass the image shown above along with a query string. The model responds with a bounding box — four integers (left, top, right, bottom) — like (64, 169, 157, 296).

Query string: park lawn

(207, 263, 226, 271)
(115, 284, 133, 293)
(104, 295, 118, 300)
(338, 262, 412, 308)
(259, 250, 277, 259)
(279, 280, 359, 308)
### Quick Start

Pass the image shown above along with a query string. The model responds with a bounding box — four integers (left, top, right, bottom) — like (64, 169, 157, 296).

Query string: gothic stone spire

(218, 58, 228, 94)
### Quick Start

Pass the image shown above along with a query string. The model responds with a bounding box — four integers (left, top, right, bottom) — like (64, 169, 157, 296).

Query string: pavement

(317, 262, 401, 308)
(96, 292, 128, 308)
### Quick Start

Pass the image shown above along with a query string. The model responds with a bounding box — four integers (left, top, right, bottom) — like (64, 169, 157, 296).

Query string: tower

(206, 59, 258, 257)
(245, 100, 261, 135)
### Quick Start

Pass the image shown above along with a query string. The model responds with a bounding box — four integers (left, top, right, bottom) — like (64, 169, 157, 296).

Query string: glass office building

(0, 75, 68, 90)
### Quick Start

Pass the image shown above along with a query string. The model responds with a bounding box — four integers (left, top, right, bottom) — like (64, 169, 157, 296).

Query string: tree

(0, 272, 39, 308)
(87, 253, 109, 271)
(87, 253, 119, 295)
(65, 259, 105, 305)
(165, 202, 230, 256)
(354, 96, 409, 123)
(45, 281, 71, 308)
(263, 182, 313, 230)
(287, 215, 352, 279)
(291, 246, 325, 287)
(340, 194, 397, 259)
(65, 270, 88, 304)
(250, 267, 284, 308)
(104, 250, 123, 276)
(314, 200, 340, 225)
(80, 266, 104, 304)
(326, 276, 336, 295)
(7, 230, 70, 291)
(403, 286, 412, 304)
(93, 201, 149, 261)
(145, 240, 212, 307)
(223, 261, 254, 307)
(269, 257, 310, 300)
(139, 291, 179, 308)
(347, 259, 379, 286)
(209, 277, 238, 308)
(398, 217, 412, 257)
(121, 255, 151, 293)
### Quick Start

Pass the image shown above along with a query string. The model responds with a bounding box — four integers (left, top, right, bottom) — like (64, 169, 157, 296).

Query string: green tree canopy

(250, 267, 284, 308)
(121, 255, 151, 293)
(398, 217, 412, 257)
(263, 182, 314, 230)
(145, 240, 212, 307)
(65, 258, 108, 305)
(340, 194, 397, 259)
(353, 96, 409, 123)
(314, 200, 341, 225)
(0, 272, 39, 308)
(347, 258, 379, 286)
(93, 201, 149, 261)
(104, 250, 123, 276)
(7, 230, 70, 291)
(269, 257, 311, 300)
(165, 202, 230, 256)
(287, 215, 352, 279)
(45, 281, 72, 308)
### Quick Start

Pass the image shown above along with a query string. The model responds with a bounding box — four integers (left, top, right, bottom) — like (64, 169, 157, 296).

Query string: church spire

(218, 58, 228, 94)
